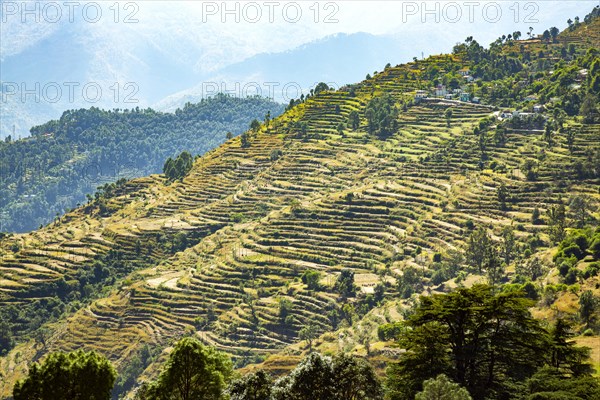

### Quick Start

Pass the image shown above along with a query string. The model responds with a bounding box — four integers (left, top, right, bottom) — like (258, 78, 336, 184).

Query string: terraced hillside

(0, 94, 284, 233)
(1, 9, 600, 399)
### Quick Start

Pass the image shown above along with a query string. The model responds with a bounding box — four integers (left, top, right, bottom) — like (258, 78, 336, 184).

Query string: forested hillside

(0, 94, 284, 232)
(1, 6, 599, 400)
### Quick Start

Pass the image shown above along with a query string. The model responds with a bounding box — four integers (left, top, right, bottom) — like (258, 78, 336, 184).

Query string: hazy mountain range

(1, 1, 594, 139)
(1, 28, 411, 139)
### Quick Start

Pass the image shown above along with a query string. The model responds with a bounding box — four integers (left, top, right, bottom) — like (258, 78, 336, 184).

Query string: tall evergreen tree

(387, 285, 551, 399)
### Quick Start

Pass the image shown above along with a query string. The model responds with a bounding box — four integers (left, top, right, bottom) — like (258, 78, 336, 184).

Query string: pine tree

(547, 203, 567, 243)
(387, 285, 552, 400)
(348, 111, 360, 130)
(579, 290, 597, 327)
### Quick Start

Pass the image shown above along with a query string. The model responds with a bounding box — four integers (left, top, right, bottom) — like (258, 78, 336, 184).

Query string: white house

(513, 111, 535, 118)
(434, 85, 447, 97)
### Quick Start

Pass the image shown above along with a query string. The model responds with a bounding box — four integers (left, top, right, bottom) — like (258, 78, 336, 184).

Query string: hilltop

(1, 7, 599, 399)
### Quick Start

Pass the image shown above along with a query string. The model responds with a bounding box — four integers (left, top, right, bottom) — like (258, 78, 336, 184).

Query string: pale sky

(2, 1, 598, 70)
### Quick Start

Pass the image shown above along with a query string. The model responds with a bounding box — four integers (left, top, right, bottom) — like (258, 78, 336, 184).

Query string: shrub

(590, 236, 600, 260)
(573, 234, 590, 252)
(562, 244, 584, 260)
(270, 149, 283, 161)
(230, 213, 244, 223)
(522, 281, 539, 300)
(278, 298, 293, 323)
(564, 268, 579, 284)
(558, 256, 578, 276)
(301, 270, 321, 291)
(583, 263, 599, 279)
(431, 269, 448, 286)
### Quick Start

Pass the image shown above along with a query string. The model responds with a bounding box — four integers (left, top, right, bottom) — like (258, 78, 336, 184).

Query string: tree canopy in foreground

(387, 285, 597, 400)
(13, 350, 116, 400)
